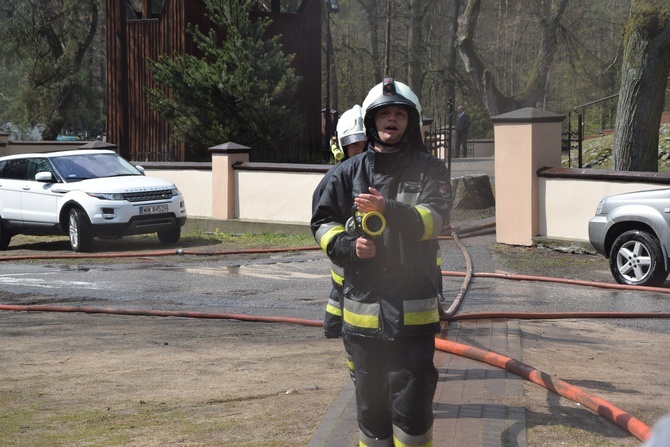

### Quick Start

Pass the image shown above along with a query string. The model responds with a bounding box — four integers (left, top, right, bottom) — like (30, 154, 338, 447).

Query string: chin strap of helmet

(368, 127, 410, 149)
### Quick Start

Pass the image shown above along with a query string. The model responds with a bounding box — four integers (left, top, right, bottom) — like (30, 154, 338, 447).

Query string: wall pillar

(491, 108, 564, 246)
(209, 142, 251, 220)
(0, 131, 9, 149)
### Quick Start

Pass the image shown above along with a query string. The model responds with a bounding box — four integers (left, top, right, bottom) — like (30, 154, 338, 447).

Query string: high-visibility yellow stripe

(343, 308, 379, 329)
(404, 309, 439, 326)
(320, 226, 345, 252)
(403, 298, 439, 326)
(326, 302, 342, 317)
(315, 223, 345, 253)
(393, 435, 432, 447)
(416, 204, 444, 240)
(393, 425, 433, 447)
(415, 205, 435, 240)
(331, 263, 344, 275)
(331, 269, 344, 285)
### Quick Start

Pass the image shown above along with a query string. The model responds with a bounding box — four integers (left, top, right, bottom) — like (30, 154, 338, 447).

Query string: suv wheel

(69, 208, 94, 252)
(0, 221, 11, 250)
(609, 230, 668, 286)
(157, 226, 181, 244)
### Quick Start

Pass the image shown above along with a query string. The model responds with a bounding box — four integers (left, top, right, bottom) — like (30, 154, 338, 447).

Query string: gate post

(209, 142, 251, 220)
(491, 108, 564, 246)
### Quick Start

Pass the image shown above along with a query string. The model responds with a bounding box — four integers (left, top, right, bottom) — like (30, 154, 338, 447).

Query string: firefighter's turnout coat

(311, 144, 452, 340)
(311, 164, 346, 339)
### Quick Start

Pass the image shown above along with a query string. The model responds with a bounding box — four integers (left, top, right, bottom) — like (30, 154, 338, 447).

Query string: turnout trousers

(345, 333, 438, 447)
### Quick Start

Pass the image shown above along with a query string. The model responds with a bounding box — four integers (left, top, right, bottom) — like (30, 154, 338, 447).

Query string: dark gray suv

(588, 188, 670, 287)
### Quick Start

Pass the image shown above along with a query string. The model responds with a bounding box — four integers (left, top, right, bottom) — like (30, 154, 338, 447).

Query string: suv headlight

(595, 198, 606, 215)
(88, 192, 125, 200)
(171, 188, 180, 197)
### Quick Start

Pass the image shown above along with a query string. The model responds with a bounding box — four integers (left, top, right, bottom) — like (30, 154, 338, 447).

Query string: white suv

(0, 149, 187, 252)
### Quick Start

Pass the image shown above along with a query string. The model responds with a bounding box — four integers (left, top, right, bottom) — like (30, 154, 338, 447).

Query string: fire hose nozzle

(346, 210, 386, 238)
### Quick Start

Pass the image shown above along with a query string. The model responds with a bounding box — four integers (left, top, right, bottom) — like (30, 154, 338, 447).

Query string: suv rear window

(0, 159, 29, 180)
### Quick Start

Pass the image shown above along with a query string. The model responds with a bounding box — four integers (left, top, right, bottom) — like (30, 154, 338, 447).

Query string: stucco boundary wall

(538, 168, 670, 243)
(492, 108, 670, 246)
(140, 143, 328, 235)
(5, 121, 670, 245)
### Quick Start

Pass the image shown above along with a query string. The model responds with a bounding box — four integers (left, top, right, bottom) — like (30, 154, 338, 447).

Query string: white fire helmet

(362, 78, 422, 138)
(333, 105, 367, 161)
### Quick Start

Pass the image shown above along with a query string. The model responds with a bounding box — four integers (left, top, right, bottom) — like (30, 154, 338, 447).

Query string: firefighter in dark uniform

(311, 78, 452, 447)
(312, 105, 367, 381)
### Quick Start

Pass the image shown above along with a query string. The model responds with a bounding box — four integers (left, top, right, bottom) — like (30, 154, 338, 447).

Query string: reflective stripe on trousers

(343, 297, 440, 331)
(346, 333, 437, 447)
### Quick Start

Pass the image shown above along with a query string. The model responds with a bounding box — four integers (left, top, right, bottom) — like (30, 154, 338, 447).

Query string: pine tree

(145, 0, 303, 161)
(0, 0, 102, 140)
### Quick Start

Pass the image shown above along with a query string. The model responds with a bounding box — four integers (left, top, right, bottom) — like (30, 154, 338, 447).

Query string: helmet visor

(339, 133, 367, 147)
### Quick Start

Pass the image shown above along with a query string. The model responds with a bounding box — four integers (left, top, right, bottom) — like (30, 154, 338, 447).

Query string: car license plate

(139, 204, 168, 215)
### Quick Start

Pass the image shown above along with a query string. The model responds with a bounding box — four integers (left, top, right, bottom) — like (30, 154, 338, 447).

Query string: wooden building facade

(105, 0, 322, 162)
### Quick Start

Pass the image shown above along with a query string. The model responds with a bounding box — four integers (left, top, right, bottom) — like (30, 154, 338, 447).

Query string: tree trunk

(41, 85, 75, 141)
(445, 0, 460, 104)
(384, 0, 392, 76)
(456, 0, 515, 116)
(407, 0, 426, 94)
(40, 0, 99, 140)
(519, 0, 569, 106)
(355, 0, 383, 82)
(612, 1, 670, 172)
(456, 0, 568, 116)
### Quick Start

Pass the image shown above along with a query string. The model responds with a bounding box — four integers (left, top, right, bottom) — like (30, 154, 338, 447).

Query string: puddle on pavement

(186, 264, 326, 280)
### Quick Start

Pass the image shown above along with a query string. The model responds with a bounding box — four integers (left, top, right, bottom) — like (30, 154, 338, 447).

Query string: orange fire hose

(1, 301, 663, 442)
(443, 270, 670, 294)
(0, 304, 322, 327)
(433, 337, 652, 442)
(0, 245, 320, 262)
(0, 219, 663, 441)
(447, 311, 670, 320)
